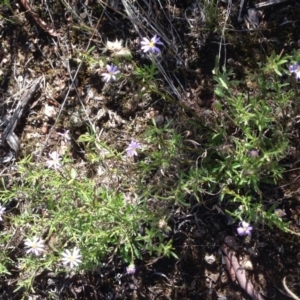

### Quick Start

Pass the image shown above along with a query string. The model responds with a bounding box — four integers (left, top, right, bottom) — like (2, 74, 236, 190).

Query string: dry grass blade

(283, 277, 300, 300)
(119, 0, 187, 100)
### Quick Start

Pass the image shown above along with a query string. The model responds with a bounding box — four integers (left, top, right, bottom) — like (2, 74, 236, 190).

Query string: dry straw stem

(283, 277, 300, 300)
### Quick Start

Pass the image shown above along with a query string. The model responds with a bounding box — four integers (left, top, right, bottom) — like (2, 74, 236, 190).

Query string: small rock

(154, 115, 165, 126)
(44, 104, 56, 118)
(204, 254, 216, 264)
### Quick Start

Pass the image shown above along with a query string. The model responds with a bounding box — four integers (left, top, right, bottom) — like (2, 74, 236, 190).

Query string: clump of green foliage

(0, 152, 175, 293)
(175, 52, 299, 232)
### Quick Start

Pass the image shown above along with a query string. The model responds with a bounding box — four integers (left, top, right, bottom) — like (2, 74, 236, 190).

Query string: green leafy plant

(173, 54, 296, 232)
(135, 61, 158, 83)
(0, 151, 177, 293)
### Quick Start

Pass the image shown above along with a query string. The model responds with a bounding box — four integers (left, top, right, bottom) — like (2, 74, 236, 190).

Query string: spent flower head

(289, 62, 300, 80)
(126, 264, 136, 275)
(0, 204, 5, 221)
(46, 151, 62, 170)
(104, 39, 123, 52)
(61, 247, 82, 269)
(103, 39, 131, 57)
(101, 64, 120, 83)
(125, 141, 141, 157)
(24, 237, 45, 256)
(275, 208, 287, 217)
(237, 221, 253, 236)
(248, 149, 259, 158)
(141, 35, 163, 54)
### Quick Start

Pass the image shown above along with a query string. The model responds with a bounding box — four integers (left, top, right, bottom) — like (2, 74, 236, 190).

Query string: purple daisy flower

(237, 221, 253, 236)
(125, 141, 141, 157)
(141, 35, 163, 54)
(248, 149, 259, 158)
(101, 64, 120, 82)
(126, 264, 136, 275)
(289, 62, 300, 80)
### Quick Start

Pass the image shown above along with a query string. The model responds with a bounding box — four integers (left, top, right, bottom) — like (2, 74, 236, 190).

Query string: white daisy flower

(24, 237, 45, 256)
(0, 204, 5, 221)
(61, 247, 82, 269)
(46, 151, 62, 170)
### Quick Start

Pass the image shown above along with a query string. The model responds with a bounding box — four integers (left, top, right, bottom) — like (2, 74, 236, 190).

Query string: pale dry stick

(97, 0, 128, 18)
(283, 277, 300, 300)
(13, 60, 22, 91)
(1, 77, 42, 155)
(43, 0, 58, 28)
(218, 0, 232, 66)
(61, 0, 95, 33)
(66, 59, 94, 129)
(221, 240, 264, 300)
(238, 0, 247, 23)
(13, 56, 35, 93)
(155, 0, 185, 49)
(59, 0, 82, 22)
(37, 12, 104, 160)
(255, 0, 288, 8)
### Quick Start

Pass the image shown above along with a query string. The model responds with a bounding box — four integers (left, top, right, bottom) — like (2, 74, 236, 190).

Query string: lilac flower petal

(102, 64, 120, 83)
(0, 205, 5, 221)
(289, 63, 300, 80)
(237, 227, 246, 236)
(151, 47, 161, 53)
(275, 209, 286, 217)
(151, 35, 163, 45)
(125, 141, 141, 157)
(126, 264, 136, 274)
(46, 151, 62, 169)
(25, 237, 45, 256)
(237, 221, 253, 236)
(141, 38, 150, 45)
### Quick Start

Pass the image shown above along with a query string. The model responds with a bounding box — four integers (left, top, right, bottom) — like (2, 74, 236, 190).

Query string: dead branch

(221, 237, 263, 300)
(1, 77, 42, 155)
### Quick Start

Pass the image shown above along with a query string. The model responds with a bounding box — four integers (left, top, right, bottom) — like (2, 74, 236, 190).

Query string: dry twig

(221, 237, 263, 300)
(283, 277, 300, 300)
(1, 77, 42, 155)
